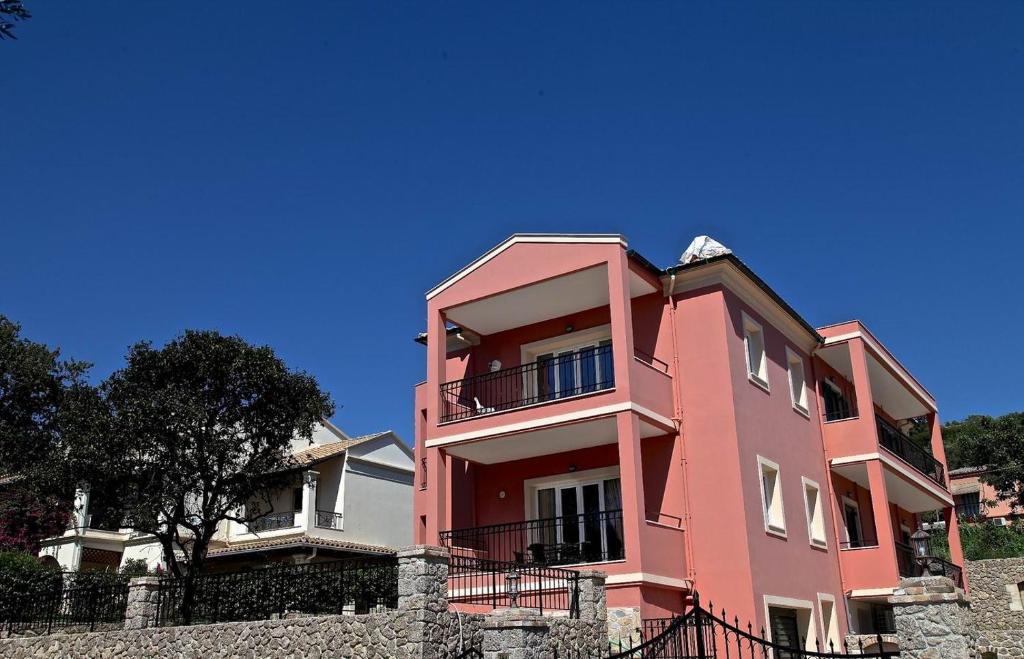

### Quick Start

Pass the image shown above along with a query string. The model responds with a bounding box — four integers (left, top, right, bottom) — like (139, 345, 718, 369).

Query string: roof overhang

(665, 254, 823, 351)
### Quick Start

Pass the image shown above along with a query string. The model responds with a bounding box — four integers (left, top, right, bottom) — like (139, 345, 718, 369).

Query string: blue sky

(3, 2, 1022, 442)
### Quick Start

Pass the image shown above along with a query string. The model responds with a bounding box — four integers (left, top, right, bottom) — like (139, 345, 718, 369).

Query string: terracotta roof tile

(288, 430, 391, 467)
(207, 533, 394, 557)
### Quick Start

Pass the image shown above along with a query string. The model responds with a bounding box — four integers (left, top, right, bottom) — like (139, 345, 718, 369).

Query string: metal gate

(606, 594, 900, 659)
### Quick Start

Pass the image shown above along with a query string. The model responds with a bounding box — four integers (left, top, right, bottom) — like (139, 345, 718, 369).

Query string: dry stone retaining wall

(967, 558, 1024, 632)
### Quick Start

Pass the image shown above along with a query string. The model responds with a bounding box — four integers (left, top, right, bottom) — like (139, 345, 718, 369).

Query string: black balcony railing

(248, 510, 297, 533)
(875, 416, 946, 486)
(894, 541, 964, 588)
(315, 510, 344, 530)
(439, 344, 614, 423)
(439, 509, 625, 567)
(447, 555, 580, 617)
(840, 539, 878, 550)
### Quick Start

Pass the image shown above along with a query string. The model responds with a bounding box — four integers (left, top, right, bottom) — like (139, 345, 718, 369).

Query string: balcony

(439, 509, 626, 566)
(439, 344, 615, 423)
(895, 541, 964, 588)
(875, 416, 945, 487)
(248, 510, 298, 533)
(315, 510, 344, 530)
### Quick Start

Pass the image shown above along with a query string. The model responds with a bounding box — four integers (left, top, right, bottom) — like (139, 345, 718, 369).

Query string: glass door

(533, 477, 622, 565)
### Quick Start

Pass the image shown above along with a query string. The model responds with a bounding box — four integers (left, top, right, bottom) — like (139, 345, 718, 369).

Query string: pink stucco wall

(414, 238, 962, 634)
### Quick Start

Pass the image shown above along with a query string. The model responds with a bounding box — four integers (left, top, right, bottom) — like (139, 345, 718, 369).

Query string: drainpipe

(664, 272, 698, 584)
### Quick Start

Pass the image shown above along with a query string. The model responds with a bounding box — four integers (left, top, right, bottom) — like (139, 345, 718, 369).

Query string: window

(802, 478, 827, 548)
(526, 468, 625, 565)
(292, 487, 303, 512)
(818, 595, 841, 651)
(954, 492, 982, 518)
(743, 312, 769, 389)
(842, 497, 866, 548)
(822, 378, 854, 421)
(1008, 581, 1024, 612)
(758, 456, 786, 537)
(521, 326, 615, 403)
(786, 348, 809, 415)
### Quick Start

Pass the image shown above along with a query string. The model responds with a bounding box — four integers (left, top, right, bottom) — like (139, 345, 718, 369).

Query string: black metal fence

(875, 416, 945, 486)
(440, 510, 625, 566)
(1, 572, 130, 635)
(154, 556, 398, 626)
(440, 344, 615, 422)
(447, 554, 580, 617)
(315, 510, 344, 530)
(597, 594, 900, 659)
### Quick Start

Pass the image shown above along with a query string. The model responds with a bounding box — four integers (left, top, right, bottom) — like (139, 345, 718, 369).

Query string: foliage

(0, 484, 71, 554)
(944, 413, 1024, 510)
(0, 315, 99, 534)
(119, 558, 152, 578)
(0, 549, 49, 572)
(930, 519, 1024, 561)
(88, 330, 333, 619)
(0, 0, 30, 40)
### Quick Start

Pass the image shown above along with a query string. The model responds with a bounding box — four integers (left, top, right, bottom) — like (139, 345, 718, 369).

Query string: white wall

(342, 460, 413, 548)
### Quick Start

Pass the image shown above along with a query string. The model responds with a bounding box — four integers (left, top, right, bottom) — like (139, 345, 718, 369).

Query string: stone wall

(890, 576, 975, 659)
(0, 546, 608, 659)
(967, 558, 1024, 632)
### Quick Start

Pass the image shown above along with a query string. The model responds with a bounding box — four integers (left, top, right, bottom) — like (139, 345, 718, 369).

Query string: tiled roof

(949, 466, 987, 477)
(207, 534, 394, 557)
(288, 430, 391, 467)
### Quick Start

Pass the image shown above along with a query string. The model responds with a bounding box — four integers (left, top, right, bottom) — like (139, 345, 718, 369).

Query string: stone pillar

(481, 610, 552, 659)
(301, 470, 319, 532)
(124, 577, 162, 630)
(890, 576, 973, 659)
(397, 545, 450, 659)
(575, 570, 608, 626)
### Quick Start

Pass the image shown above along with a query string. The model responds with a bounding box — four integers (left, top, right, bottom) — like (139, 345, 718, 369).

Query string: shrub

(930, 519, 1024, 561)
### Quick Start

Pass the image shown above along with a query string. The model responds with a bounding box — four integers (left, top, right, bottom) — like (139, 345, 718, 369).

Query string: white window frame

(757, 455, 787, 538)
(802, 477, 827, 549)
(786, 347, 810, 417)
(742, 311, 769, 391)
(763, 596, 817, 652)
(817, 593, 841, 652)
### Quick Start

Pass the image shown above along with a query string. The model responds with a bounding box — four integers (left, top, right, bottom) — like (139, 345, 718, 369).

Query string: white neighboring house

(38, 421, 414, 572)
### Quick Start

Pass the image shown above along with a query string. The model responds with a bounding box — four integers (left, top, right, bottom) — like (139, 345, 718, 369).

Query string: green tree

(945, 412, 1024, 510)
(0, 1, 30, 40)
(0, 315, 96, 546)
(93, 330, 334, 621)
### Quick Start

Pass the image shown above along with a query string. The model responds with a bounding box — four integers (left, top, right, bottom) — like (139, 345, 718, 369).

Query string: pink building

(950, 466, 1020, 523)
(412, 234, 965, 650)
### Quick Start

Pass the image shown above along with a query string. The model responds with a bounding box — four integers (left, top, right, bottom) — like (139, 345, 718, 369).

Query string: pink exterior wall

(414, 239, 962, 636)
(951, 472, 1019, 520)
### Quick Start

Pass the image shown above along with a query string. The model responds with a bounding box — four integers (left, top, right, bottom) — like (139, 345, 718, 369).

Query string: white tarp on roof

(679, 235, 732, 264)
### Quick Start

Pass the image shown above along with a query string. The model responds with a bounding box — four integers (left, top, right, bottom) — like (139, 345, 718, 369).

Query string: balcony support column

(941, 506, 967, 592)
(607, 247, 636, 400)
(301, 470, 319, 532)
(865, 460, 900, 584)
(847, 339, 880, 445)
(425, 448, 448, 545)
(615, 411, 647, 574)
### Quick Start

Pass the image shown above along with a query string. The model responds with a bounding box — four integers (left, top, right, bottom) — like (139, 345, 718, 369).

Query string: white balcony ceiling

(832, 460, 948, 513)
(444, 415, 666, 464)
(444, 264, 658, 336)
(816, 343, 929, 420)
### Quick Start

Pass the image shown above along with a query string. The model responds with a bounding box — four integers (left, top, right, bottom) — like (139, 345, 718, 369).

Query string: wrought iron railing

(315, 510, 344, 530)
(894, 542, 917, 578)
(1, 572, 130, 635)
(600, 593, 901, 659)
(894, 542, 964, 588)
(447, 554, 580, 617)
(875, 417, 945, 486)
(439, 509, 625, 566)
(439, 344, 614, 423)
(248, 510, 298, 533)
(155, 555, 398, 626)
(635, 348, 670, 373)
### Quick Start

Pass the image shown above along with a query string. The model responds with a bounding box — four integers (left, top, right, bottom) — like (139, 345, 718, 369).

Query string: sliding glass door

(531, 477, 624, 565)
